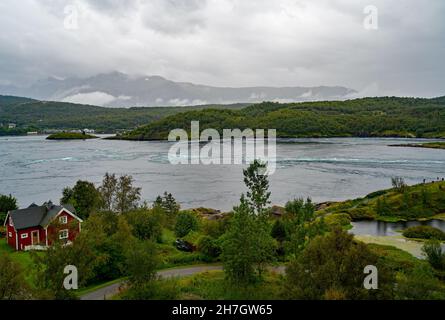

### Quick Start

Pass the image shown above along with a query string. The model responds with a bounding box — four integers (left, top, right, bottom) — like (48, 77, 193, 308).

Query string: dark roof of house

(6, 202, 79, 230)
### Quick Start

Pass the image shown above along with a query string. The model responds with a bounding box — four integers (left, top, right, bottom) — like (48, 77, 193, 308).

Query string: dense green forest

(0, 95, 248, 133)
(117, 96, 445, 140)
(2, 95, 445, 139)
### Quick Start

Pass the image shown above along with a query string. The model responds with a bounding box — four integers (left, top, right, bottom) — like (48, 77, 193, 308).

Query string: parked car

(175, 239, 194, 252)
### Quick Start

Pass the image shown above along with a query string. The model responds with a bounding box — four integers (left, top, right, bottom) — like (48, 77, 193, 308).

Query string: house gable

(39, 207, 83, 228)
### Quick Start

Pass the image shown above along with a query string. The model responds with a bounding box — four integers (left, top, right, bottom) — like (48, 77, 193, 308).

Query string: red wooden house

(3, 202, 83, 251)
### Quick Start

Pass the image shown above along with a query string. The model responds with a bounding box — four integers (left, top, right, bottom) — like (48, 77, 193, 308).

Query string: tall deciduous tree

(154, 192, 180, 224)
(223, 160, 275, 285)
(124, 239, 159, 299)
(99, 172, 118, 211)
(114, 175, 141, 214)
(243, 160, 271, 215)
(222, 196, 260, 285)
(61, 180, 102, 219)
(126, 209, 163, 242)
(285, 198, 325, 257)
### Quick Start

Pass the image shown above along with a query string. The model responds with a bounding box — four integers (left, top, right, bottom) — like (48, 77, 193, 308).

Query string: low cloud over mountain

(0, 72, 356, 107)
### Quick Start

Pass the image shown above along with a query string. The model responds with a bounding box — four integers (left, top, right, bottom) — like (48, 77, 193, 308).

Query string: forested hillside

(118, 97, 445, 140)
(2, 95, 445, 138)
(0, 95, 248, 133)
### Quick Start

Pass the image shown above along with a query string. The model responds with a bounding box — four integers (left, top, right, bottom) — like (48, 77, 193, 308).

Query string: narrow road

(80, 265, 285, 300)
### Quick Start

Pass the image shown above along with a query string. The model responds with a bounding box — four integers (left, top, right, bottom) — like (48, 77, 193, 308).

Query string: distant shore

(46, 132, 99, 140)
(107, 134, 445, 142)
(390, 142, 445, 150)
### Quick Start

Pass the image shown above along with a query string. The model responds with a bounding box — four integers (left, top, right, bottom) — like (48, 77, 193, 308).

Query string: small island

(390, 142, 445, 150)
(46, 132, 99, 140)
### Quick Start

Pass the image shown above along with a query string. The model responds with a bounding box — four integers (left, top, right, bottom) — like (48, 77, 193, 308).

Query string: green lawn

(356, 235, 426, 259)
(163, 270, 284, 300)
(0, 239, 40, 286)
(115, 270, 284, 300)
(0, 239, 35, 268)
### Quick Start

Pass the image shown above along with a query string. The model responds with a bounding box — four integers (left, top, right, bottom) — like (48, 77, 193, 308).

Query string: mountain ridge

(0, 72, 356, 108)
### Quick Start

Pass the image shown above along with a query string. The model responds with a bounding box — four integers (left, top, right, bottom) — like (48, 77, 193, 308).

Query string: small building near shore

(3, 202, 83, 251)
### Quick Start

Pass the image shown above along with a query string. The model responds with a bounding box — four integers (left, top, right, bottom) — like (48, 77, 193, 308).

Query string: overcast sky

(0, 0, 444, 97)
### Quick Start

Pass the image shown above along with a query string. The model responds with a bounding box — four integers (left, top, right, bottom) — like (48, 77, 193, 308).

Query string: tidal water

(1, 136, 445, 211)
(351, 220, 445, 236)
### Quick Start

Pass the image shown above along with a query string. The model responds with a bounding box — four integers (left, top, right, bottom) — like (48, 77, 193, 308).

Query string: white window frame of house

(59, 229, 69, 240)
(8, 232, 12, 238)
(59, 215, 68, 224)
(9, 217, 13, 226)
(21, 233, 28, 239)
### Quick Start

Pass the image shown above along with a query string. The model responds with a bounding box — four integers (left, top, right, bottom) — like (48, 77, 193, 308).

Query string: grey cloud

(140, 0, 208, 35)
(0, 0, 444, 98)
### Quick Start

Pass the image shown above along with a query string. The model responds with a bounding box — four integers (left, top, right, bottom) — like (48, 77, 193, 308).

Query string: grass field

(176, 270, 284, 300)
(0, 239, 40, 286)
(356, 235, 425, 259)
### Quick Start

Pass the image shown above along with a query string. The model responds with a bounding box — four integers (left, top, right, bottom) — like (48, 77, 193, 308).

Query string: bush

(347, 207, 376, 220)
(283, 229, 394, 300)
(365, 190, 388, 199)
(123, 278, 180, 300)
(324, 213, 352, 229)
(175, 211, 199, 238)
(422, 240, 445, 270)
(165, 252, 203, 266)
(198, 236, 222, 261)
(403, 225, 445, 241)
(396, 264, 445, 300)
(271, 220, 287, 242)
(391, 177, 407, 193)
(202, 219, 229, 238)
(182, 231, 202, 247)
(126, 209, 163, 242)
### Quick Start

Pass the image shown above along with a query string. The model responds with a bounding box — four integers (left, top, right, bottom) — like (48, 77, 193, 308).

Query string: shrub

(347, 207, 376, 220)
(324, 213, 352, 229)
(283, 229, 394, 300)
(126, 209, 163, 242)
(166, 252, 203, 266)
(271, 220, 287, 242)
(202, 219, 229, 238)
(175, 211, 199, 238)
(365, 190, 388, 199)
(391, 177, 407, 192)
(198, 236, 222, 261)
(402, 225, 445, 241)
(422, 240, 445, 270)
(396, 264, 445, 299)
